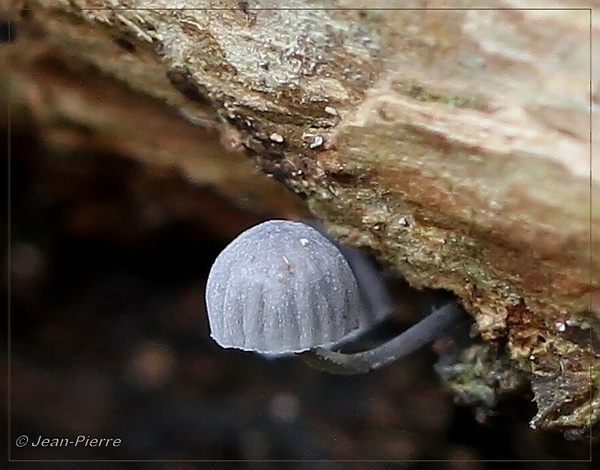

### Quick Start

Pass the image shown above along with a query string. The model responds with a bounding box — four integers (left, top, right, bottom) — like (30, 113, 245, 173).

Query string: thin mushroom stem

(308, 302, 463, 375)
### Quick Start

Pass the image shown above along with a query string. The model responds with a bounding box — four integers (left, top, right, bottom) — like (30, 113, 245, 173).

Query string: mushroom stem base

(304, 302, 463, 375)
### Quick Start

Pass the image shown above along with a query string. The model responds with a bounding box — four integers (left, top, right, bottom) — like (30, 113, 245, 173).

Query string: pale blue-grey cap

(205, 220, 362, 354)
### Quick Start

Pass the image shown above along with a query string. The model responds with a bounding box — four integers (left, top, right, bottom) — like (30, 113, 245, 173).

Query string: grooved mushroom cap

(205, 220, 362, 354)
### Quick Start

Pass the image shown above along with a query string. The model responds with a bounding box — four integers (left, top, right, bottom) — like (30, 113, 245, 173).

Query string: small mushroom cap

(205, 220, 362, 354)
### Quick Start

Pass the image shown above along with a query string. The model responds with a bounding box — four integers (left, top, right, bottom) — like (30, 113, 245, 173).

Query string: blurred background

(2, 15, 597, 469)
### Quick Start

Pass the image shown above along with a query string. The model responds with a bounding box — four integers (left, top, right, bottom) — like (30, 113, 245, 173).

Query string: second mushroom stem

(309, 302, 463, 374)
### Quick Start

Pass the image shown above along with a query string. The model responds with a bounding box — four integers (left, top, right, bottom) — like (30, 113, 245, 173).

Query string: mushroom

(205, 219, 463, 374)
(205, 220, 362, 354)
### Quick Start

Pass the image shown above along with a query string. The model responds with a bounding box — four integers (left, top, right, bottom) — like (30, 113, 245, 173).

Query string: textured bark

(3, 0, 599, 437)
